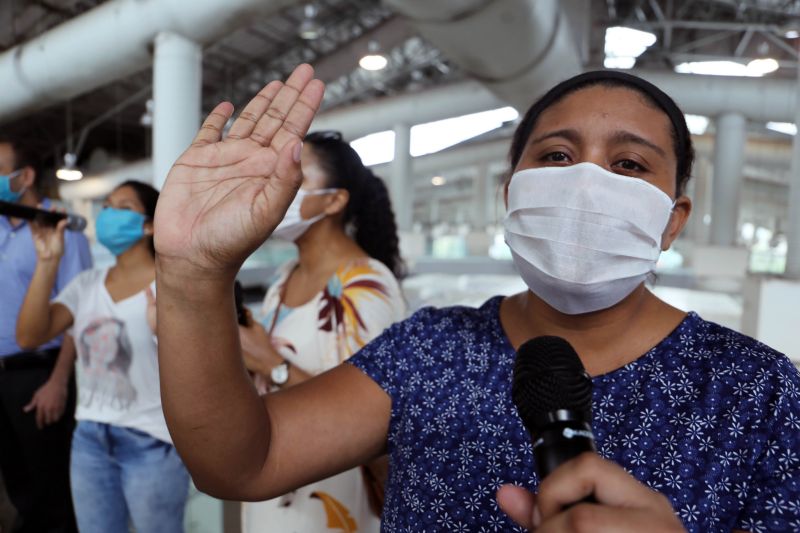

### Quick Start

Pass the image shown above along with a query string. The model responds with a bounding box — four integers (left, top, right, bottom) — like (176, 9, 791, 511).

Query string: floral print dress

(242, 258, 406, 533)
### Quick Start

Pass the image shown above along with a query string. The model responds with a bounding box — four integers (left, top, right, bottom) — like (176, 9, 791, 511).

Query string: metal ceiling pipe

(383, 0, 583, 111)
(0, 0, 300, 123)
(634, 70, 798, 123)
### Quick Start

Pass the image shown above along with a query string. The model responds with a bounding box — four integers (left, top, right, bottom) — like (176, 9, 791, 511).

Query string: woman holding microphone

(16, 181, 189, 533)
(154, 65, 800, 532)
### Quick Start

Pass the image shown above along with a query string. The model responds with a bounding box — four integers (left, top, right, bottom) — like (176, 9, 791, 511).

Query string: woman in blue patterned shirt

(154, 65, 800, 532)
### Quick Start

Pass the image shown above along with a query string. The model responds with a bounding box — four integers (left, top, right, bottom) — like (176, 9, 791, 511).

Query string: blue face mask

(0, 170, 24, 203)
(96, 207, 147, 256)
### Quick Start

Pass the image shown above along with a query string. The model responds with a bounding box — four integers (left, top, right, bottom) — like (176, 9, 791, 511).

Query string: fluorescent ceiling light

(359, 54, 388, 71)
(684, 114, 710, 135)
(604, 26, 656, 70)
(298, 4, 322, 40)
(766, 121, 797, 135)
(57, 152, 83, 181)
(56, 168, 83, 181)
(675, 58, 779, 77)
(431, 176, 446, 186)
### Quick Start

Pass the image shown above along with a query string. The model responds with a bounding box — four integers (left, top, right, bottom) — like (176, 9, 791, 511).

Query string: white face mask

(271, 188, 338, 241)
(503, 162, 675, 315)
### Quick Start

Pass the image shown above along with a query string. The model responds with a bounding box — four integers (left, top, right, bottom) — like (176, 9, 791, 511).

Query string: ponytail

(351, 173, 405, 279)
(304, 131, 406, 279)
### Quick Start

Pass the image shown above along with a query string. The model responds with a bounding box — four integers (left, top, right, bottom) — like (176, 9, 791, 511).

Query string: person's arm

(155, 64, 391, 500)
(239, 317, 311, 387)
(16, 219, 74, 349)
(24, 333, 76, 428)
(56, 231, 93, 293)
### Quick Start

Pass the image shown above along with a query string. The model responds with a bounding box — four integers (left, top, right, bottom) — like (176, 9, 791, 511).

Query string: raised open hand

(30, 216, 68, 262)
(154, 64, 325, 275)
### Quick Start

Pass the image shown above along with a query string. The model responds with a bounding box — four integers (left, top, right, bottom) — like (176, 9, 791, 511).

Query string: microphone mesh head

(511, 336, 593, 435)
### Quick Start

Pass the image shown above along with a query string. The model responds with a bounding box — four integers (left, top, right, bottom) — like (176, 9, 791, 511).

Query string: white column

(473, 163, 488, 230)
(710, 112, 747, 247)
(391, 123, 412, 231)
(487, 168, 502, 226)
(690, 156, 712, 245)
(786, 68, 800, 279)
(152, 32, 202, 190)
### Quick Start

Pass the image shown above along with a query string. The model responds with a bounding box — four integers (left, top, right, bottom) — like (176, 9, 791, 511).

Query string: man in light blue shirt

(0, 137, 91, 533)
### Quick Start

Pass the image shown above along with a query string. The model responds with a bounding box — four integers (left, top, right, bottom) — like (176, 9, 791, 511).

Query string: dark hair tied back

(305, 131, 406, 279)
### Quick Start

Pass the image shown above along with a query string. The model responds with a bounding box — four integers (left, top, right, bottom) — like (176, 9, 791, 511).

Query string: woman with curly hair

(237, 131, 406, 532)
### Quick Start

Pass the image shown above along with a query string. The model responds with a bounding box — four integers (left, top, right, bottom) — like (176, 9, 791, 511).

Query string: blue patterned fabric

(348, 296, 800, 532)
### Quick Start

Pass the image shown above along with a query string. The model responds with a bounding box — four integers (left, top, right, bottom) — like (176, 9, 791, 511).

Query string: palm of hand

(154, 65, 325, 274)
(30, 222, 65, 261)
(157, 139, 283, 270)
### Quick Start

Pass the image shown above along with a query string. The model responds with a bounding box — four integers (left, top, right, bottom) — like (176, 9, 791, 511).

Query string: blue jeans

(70, 421, 189, 533)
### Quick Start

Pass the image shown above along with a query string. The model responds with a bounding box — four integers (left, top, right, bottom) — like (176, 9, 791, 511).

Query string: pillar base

(742, 275, 800, 363)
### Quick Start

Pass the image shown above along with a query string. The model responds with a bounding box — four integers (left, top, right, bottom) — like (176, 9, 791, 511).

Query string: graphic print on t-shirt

(78, 317, 137, 409)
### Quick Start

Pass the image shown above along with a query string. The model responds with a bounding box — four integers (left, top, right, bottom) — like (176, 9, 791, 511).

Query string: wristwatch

(270, 361, 290, 386)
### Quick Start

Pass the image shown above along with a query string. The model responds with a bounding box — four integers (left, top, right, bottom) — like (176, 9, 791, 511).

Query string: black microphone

(0, 200, 87, 232)
(512, 336, 597, 495)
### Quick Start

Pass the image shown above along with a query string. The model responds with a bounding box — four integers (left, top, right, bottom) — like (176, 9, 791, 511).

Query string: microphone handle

(0, 200, 86, 232)
(534, 419, 598, 505)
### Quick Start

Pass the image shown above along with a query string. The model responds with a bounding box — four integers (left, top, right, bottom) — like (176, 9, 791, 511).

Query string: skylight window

(766, 122, 797, 136)
(685, 114, 710, 135)
(604, 26, 657, 70)
(674, 58, 779, 77)
(350, 107, 519, 166)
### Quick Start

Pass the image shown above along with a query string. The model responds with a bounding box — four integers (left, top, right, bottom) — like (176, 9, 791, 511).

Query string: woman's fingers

(535, 503, 669, 533)
(536, 453, 663, 521)
(497, 485, 539, 530)
(192, 102, 235, 147)
(270, 78, 325, 152)
(226, 80, 283, 141)
(249, 64, 316, 148)
(145, 286, 156, 305)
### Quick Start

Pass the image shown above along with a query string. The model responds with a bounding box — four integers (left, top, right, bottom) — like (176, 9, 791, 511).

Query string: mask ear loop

(6, 169, 27, 197)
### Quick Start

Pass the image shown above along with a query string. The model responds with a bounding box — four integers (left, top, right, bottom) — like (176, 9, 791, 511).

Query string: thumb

(23, 396, 38, 413)
(273, 140, 304, 192)
(497, 484, 540, 531)
(145, 286, 156, 305)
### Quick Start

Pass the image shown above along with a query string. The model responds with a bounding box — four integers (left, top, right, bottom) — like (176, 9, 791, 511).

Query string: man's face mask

(504, 162, 675, 315)
(0, 170, 25, 203)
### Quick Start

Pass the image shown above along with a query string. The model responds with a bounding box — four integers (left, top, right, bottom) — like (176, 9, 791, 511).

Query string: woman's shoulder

(329, 257, 400, 294)
(657, 311, 799, 390)
(388, 295, 504, 336)
(335, 257, 394, 280)
(688, 312, 789, 361)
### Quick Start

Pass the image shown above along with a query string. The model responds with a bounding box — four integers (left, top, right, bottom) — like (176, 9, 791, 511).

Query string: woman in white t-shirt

(16, 180, 189, 533)
(237, 131, 406, 532)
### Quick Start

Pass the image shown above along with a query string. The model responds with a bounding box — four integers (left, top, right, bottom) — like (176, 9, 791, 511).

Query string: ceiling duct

(383, 0, 583, 111)
(0, 0, 302, 124)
